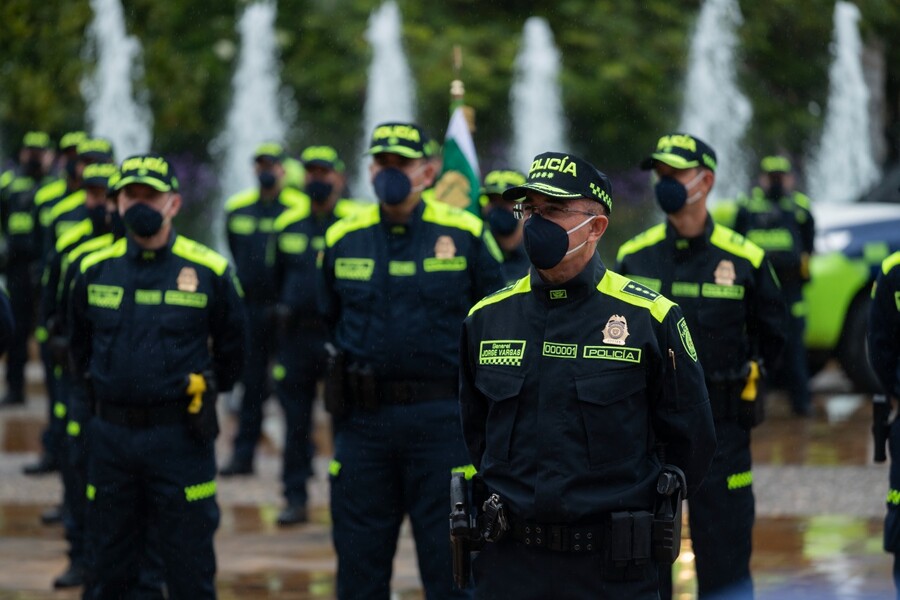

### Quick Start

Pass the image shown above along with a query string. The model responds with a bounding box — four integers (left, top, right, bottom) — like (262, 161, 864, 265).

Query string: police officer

(319, 122, 505, 599)
(460, 151, 716, 599)
(480, 169, 529, 284)
(868, 250, 900, 598)
(34, 131, 89, 263)
(731, 156, 815, 416)
(270, 145, 361, 526)
(68, 154, 245, 597)
(0, 131, 55, 407)
(617, 133, 786, 599)
(221, 142, 306, 476)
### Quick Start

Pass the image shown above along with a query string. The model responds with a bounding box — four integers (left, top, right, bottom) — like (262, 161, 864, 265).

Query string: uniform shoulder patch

(677, 317, 698, 362)
(616, 223, 666, 263)
(172, 236, 229, 276)
(619, 279, 660, 302)
(710, 223, 764, 268)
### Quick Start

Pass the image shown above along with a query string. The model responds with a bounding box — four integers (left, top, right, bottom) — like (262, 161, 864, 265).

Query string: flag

(436, 105, 481, 216)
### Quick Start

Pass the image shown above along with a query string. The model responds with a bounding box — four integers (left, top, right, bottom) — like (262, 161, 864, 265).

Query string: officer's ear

(165, 193, 183, 219)
(700, 169, 715, 196)
(420, 160, 437, 188)
(588, 213, 609, 243)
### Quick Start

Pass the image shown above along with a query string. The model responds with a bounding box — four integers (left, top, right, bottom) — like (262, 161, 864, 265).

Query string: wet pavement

(0, 360, 895, 598)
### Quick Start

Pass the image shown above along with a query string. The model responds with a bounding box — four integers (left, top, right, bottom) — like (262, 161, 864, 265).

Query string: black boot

(23, 454, 59, 476)
(40, 505, 64, 525)
(53, 562, 86, 588)
(276, 503, 308, 526)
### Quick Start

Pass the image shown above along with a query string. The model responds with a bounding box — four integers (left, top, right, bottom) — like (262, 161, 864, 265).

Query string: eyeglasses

(513, 203, 598, 221)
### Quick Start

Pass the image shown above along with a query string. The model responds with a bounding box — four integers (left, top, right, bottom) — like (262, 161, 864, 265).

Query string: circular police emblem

(177, 267, 199, 292)
(603, 314, 629, 346)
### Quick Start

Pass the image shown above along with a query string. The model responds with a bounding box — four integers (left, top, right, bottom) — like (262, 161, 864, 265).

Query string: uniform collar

(530, 252, 606, 307)
(666, 213, 714, 257)
(126, 230, 175, 262)
(380, 200, 424, 236)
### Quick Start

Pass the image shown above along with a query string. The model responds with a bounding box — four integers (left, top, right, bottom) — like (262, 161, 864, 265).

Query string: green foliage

(1, 0, 899, 183)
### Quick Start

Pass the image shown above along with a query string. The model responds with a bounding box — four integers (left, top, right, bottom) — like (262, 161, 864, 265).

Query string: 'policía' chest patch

(602, 314, 629, 345)
(479, 340, 526, 367)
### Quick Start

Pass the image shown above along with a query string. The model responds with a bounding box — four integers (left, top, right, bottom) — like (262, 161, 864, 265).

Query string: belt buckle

(548, 525, 567, 552)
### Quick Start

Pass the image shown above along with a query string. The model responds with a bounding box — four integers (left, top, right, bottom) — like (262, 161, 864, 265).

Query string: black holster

(449, 473, 484, 589)
(652, 464, 686, 564)
(324, 343, 348, 418)
(185, 371, 219, 442)
(874, 394, 891, 463)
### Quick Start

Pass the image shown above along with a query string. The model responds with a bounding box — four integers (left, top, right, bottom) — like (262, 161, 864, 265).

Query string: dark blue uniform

(867, 251, 900, 597)
(69, 232, 245, 598)
(461, 254, 717, 599)
(271, 198, 360, 511)
(0, 167, 55, 403)
(319, 198, 505, 599)
(617, 217, 786, 599)
(732, 187, 815, 415)
(224, 186, 305, 470)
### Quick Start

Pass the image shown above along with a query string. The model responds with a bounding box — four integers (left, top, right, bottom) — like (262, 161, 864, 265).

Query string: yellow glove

(186, 373, 207, 414)
(741, 361, 760, 402)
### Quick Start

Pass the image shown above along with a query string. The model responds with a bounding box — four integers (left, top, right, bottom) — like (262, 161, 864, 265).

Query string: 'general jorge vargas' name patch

(479, 340, 526, 367)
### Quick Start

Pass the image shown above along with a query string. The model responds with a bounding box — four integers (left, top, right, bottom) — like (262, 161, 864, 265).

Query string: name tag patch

(583, 345, 642, 363)
(542, 341, 578, 359)
(479, 340, 526, 367)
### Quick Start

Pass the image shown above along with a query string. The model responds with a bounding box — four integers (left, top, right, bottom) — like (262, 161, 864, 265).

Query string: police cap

(301, 146, 345, 172)
(367, 122, 429, 159)
(83, 163, 119, 189)
(115, 154, 179, 193)
(640, 133, 717, 173)
(59, 131, 88, 151)
(77, 138, 115, 162)
(760, 155, 791, 174)
(482, 169, 526, 198)
(254, 142, 285, 162)
(503, 152, 613, 213)
(23, 131, 52, 150)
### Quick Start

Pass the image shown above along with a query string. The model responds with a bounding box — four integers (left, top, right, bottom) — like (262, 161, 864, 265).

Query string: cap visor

(367, 145, 424, 159)
(115, 175, 171, 192)
(502, 182, 582, 201)
(641, 152, 699, 171)
(304, 159, 336, 170)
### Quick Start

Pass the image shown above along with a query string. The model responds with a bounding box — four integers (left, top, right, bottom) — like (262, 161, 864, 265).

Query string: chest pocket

(159, 308, 208, 370)
(475, 368, 524, 464)
(696, 295, 746, 342)
(575, 368, 647, 470)
(90, 308, 122, 370)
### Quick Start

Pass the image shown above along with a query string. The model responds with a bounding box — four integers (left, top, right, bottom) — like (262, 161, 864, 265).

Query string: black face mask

(766, 180, 784, 200)
(87, 204, 108, 233)
(373, 168, 412, 205)
(24, 158, 43, 178)
(654, 176, 688, 214)
(258, 171, 277, 189)
(123, 203, 165, 238)
(523, 213, 594, 270)
(109, 208, 127, 238)
(487, 207, 519, 237)
(305, 180, 334, 203)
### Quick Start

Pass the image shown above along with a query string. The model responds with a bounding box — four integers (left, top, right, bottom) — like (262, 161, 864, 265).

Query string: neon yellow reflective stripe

(224, 189, 259, 212)
(274, 200, 312, 231)
(8, 213, 34, 234)
(701, 283, 745, 300)
(616, 223, 666, 263)
(164, 290, 208, 308)
(888, 489, 900, 505)
(710, 224, 764, 269)
(67, 421, 81, 437)
(882, 252, 900, 276)
(278, 232, 309, 254)
(389, 260, 416, 276)
(48, 190, 86, 221)
(56, 219, 92, 253)
(86, 484, 96, 501)
(35, 179, 66, 206)
(335, 258, 375, 280)
(672, 281, 699, 297)
(272, 364, 286, 381)
(598, 271, 674, 323)
(185, 481, 217, 502)
(53, 402, 67, 419)
(451, 464, 477, 480)
(172, 236, 228, 276)
(81, 238, 128, 273)
(423, 257, 467, 272)
(329, 460, 342, 477)
(483, 230, 504, 264)
(468, 276, 532, 316)
(421, 200, 484, 239)
(88, 284, 124, 309)
(135, 289, 162, 304)
(746, 229, 794, 251)
(727, 471, 753, 490)
(326, 204, 380, 247)
(228, 215, 256, 235)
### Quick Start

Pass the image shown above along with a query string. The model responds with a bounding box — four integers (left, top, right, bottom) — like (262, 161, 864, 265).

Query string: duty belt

(376, 379, 457, 405)
(510, 520, 605, 553)
(96, 402, 185, 428)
